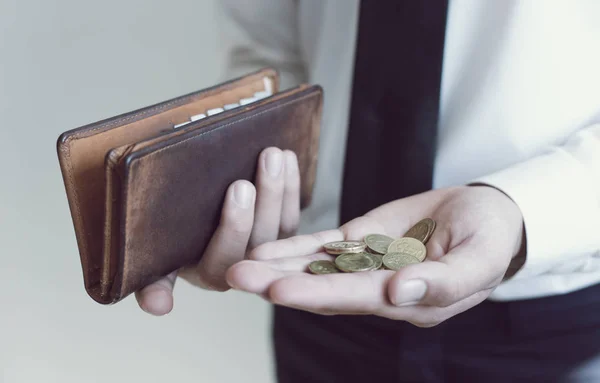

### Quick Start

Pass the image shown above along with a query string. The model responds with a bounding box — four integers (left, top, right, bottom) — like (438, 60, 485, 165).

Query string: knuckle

(221, 211, 252, 236)
(230, 223, 251, 237)
(257, 177, 285, 196)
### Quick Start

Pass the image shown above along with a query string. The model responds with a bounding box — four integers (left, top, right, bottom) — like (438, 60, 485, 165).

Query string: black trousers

(273, 283, 600, 383)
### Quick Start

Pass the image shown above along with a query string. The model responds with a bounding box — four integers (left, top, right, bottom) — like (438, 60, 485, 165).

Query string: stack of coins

(308, 218, 436, 274)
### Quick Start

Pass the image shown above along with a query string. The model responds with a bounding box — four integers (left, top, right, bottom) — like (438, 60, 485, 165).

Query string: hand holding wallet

(57, 68, 323, 305)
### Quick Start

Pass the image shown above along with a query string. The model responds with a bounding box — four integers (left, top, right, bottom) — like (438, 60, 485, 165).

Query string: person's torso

(294, 0, 600, 300)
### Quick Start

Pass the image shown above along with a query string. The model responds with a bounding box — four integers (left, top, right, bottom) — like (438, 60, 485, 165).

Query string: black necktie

(340, 1, 449, 224)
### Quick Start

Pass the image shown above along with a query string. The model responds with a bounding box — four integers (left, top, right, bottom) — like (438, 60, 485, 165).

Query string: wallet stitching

(120, 91, 319, 289)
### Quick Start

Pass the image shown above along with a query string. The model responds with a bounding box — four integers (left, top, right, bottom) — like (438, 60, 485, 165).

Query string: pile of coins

(308, 218, 436, 274)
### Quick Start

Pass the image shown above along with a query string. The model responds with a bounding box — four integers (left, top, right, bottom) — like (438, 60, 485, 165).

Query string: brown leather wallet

(57, 68, 323, 304)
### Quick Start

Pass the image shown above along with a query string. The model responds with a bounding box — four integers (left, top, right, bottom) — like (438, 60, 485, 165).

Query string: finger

(249, 229, 343, 260)
(388, 237, 509, 308)
(279, 150, 301, 238)
(180, 180, 256, 291)
(249, 214, 388, 261)
(249, 147, 285, 249)
(226, 252, 333, 294)
(266, 271, 396, 315)
(135, 271, 178, 316)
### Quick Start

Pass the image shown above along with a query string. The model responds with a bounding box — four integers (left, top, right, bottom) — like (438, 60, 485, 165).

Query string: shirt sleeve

(218, 0, 307, 89)
(472, 123, 600, 280)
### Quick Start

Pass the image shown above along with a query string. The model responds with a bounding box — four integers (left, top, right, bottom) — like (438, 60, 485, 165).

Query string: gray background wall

(1, 1, 275, 382)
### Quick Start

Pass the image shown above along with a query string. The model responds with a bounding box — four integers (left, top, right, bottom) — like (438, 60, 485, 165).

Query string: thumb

(135, 270, 178, 316)
(387, 237, 506, 307)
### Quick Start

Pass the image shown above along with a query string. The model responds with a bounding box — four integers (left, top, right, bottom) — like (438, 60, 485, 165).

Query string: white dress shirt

(219, 0, 600, 301)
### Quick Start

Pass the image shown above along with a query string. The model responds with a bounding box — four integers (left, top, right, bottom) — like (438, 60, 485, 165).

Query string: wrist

(466, 182, 527, 281)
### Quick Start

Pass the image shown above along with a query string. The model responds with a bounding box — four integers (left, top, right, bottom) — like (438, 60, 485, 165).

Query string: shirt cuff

(470, 146, 599, 281)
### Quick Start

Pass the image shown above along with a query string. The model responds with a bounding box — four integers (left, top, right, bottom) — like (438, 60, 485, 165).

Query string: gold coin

(323, 241, 367, 255)
(382, 253, 421, 271)
(364, 252, 383, 270)
(335, 252, 375, 273)
(387, 237, 427, 262)
(364, 234, 395, 255)
(308, 260, 340, 274)
(403, 218, 436, 244)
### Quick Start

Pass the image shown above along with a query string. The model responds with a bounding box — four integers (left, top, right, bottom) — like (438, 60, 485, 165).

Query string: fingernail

(233, 181, 254, 209)
(393, 279, 427, 306)
(284, 151, 298, 175)
(265, 150, 283, 178)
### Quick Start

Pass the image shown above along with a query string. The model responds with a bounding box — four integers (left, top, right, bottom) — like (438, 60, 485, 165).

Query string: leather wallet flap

(103, 85, 322, 302)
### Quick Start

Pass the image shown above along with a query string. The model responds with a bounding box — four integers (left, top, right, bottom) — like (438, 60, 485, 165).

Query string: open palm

(226, 185, 525, 327)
